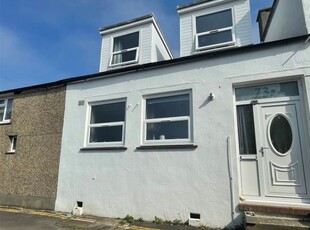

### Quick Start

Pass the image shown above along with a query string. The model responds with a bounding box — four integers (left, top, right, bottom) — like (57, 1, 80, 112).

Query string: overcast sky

(0, 0, 273, 91)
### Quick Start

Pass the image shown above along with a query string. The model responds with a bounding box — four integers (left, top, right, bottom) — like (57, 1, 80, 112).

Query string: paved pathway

(0, 207, 211, 230)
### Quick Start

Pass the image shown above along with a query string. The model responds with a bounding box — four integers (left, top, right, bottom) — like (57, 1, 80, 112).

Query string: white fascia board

(178, 0, 236, 15)
(100, 17, 153, 35)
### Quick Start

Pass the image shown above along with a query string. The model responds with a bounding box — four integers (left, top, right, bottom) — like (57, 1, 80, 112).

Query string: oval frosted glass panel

(270, 115, 292, 154)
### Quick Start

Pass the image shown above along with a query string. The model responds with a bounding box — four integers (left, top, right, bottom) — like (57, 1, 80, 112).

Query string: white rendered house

(55, 0, 310, 228)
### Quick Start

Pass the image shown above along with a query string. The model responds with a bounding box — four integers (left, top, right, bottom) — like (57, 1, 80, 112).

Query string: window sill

(5, 151, 16, 154)
(0, 121, 11, 125)
(80, 146, 127, 151)
(195, 42, 236, 54)
(136, 144, 198, 150)
(108, 62, 139, 69)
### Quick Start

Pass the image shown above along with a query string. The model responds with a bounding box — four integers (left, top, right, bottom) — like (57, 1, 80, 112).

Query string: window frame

(109, 31, 140, 67)
(142, 91, 193, 146)
(0, 98, 13, 124)
(85, 98, 127, 148)
(194, 8, 236, 51)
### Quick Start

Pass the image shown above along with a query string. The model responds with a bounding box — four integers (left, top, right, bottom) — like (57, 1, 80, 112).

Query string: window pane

(5, 99, 13, 120)
(236, 82, 299, 101)
(146, 121, 188, 140)
(0, 107, 4, 121)
(237, 105, 257, 155)
(0, 100, 5, 104)
(196, 9, 232, 33)
(112, 50, 137, 64)
(12, 137, 17, 151)
(113, 32, 139, 51)
(90, 102, 125, 124)
(90, 126, 123, 143)
(198, 30, 232, 47)
(146, 94, 189, 119)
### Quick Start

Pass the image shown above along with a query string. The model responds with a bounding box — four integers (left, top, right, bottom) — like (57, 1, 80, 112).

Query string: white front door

(236, 81, 309, 200)
(255, 101, 307, 197)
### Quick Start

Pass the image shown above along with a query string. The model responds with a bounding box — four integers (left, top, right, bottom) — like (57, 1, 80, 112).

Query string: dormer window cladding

(110, 32, 139, 67)
(195, 8, 235, 51)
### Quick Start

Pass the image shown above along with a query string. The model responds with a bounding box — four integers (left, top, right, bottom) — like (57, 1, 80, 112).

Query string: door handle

(260, 147, 269, 157)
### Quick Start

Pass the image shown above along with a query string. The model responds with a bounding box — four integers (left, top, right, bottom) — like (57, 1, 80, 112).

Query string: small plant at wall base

(122, 215, 134, 224)
(172, 219, 183, 225)
(153, 216, 164, 224)
(136, 217, 144, 222)
(153, 216, 183, 225)
(120, 215, 144, 225)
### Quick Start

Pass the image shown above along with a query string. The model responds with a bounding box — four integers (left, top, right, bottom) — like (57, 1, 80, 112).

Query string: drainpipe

(227, 136, 235, 221)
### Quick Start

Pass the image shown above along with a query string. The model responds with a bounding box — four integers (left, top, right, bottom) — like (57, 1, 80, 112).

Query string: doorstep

(239, 201, 310, 216)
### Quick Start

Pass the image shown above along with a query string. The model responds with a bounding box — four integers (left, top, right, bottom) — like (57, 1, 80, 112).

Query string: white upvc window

(0, 98, 13, 123)
(195, 8, 235, 51)
(143, 92, 192, 145)
(109, 32, 139, 67)
(9, 136, 17, 153)
(86, 99, 126, 147)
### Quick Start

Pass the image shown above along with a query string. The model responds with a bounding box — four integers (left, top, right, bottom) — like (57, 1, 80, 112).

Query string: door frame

(234, 80, 310, 203)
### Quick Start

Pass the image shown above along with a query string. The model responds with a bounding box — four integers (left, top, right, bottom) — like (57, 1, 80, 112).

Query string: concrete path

(0, 211, 67, 230)
(0, 207, 212, 230)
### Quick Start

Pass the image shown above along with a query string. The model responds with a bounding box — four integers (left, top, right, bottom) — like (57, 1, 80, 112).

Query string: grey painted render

(264, 0, 308, 42)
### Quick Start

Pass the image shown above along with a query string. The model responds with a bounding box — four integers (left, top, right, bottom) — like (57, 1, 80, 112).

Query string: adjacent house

(0, 84, 66, 210)
(257, 0, 310, 42)
(1, 0, 309, 228)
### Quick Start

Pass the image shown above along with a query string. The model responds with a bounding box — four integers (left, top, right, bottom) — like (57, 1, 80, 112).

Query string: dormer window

(195, 8, 235, 51)
(110, 32, 139, 67)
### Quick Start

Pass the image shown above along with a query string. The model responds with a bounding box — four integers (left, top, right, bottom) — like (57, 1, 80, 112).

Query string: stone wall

(0, 85, 66, 210)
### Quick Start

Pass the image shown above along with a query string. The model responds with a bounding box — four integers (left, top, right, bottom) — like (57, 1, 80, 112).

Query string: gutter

(1, 34, 308, 95)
